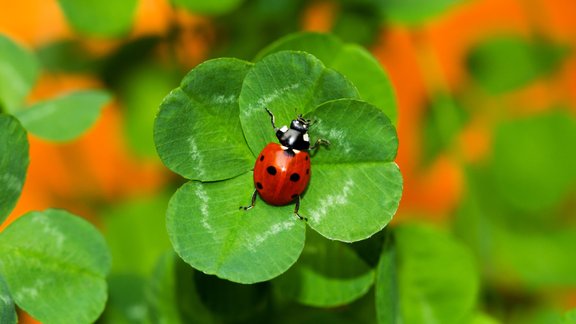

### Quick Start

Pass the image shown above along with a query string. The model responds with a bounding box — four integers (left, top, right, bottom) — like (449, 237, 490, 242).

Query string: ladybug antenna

(296, 114, 311, 126)
(308, 118, 317, 127)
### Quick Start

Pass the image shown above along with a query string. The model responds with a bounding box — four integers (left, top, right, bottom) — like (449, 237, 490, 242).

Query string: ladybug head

(291, 115, 311, 133)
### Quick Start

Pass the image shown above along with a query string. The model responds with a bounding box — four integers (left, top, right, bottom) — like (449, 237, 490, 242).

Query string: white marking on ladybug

(303, 133, 310, 142)
(281, 145, 288, 150)
(280, 126, 288, 133)
(293, 149, 301, 154)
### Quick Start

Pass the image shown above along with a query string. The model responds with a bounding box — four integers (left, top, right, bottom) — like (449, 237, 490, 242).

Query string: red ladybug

(241, 108, 329, 220)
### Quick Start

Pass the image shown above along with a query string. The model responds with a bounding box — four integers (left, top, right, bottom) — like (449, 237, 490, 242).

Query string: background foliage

(1, 0, 575, 323)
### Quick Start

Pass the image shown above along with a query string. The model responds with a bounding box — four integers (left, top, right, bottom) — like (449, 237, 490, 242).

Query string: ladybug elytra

(241, 108, 329, 220)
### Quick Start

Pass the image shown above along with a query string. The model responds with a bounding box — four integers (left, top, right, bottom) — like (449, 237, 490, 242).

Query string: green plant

(154, 33, 403, 284)
(0, 35, 112, 323)
(6, 0, 573, 319)
(147, 32, 482, 323)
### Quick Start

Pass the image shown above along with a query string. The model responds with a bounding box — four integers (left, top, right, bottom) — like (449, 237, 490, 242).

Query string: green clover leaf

(492, 110, 576, 212)
(167, 173, 306, 284)
(379, 0, 468, 26)
(239, 50, 360, 154)
(156, 49, 402, 283)
(171, 0, 244, 15)
(272, 229, 374, 307)
(256, 32, 398, 124)
(564, 309, 576, 324)
(0, 114, 29, 224)
(0, 275, 16, 324)
(15, 90, 111, 142)
(467, 35, 569, 94)
(376, 224, 479, 324)
(155, 58, 255, 181)
(302, 99, 401, 242)
(0, 209, 111, 323)
(0, 35, 39, 114)
(57, 0, 138, 37)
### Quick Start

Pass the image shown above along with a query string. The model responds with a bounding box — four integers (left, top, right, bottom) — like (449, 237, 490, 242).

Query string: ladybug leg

(265, 107, 277, 130)
(293, 195, 307, 221)
(310, 138, 331, 150)
(240, 190, 258, 211)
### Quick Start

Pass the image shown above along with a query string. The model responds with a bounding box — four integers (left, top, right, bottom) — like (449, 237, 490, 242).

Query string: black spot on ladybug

(305, 155, 309, 161)
(267, 166, 277, 175)
(291, 194, 298, 199)
(306, 169, 309, 175)
(259, 155, 264, 161)
(256, 182, 263, 190)
(290, 173, 300, 182)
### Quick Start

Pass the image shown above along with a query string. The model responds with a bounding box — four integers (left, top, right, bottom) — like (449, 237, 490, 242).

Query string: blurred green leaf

(302, 100, 402, 242)
(0, 209, 111, 323)
(120, 65, 180, 158)
(0, 35, 39, 113)
(507, 307, 564, 324)
(375, 230, 400, 324)
(349, 230, 387, 268)
(494, 227, 576, 287)
(273, 290, 377, 324)
(0, 275, 16, 324)
(377, 224, 479, 324)
(255, 32, 341, 63)
(154, 58, 255, 181)
(166, 173, 306, 284)
(147, 253, 270, 323)
(213, 0, 306, 60)
(36, 40, 99, 73)
(273, 229, 374, 307)
(105, 274, 150, 324)
(421, 93, 468, 165)
(147, 253, 216, 323)
(332, 4, 381, 46)
(57, 0, 138, 37)
(147, 253, 187, 324)
(15, 90, 111, 142)
(378, 0, 467, 25)
(102, 196, 173, 323)
(564, 309, 576, 323)
(171, 0, 244, 15)
(240, 50, 359, 155)
(103, 195, 172, 276)
(452, 167, 501, 275)
(471, 312, 501, 324)
(194, 271, 270, 322)
(467, 36, 569, 94)
(257, 33, 398, 124)
(493, 110, 576, 212)
(455, 167, 576, 288)
(100, 36, 163, 88)
(0, 114, 29, 224)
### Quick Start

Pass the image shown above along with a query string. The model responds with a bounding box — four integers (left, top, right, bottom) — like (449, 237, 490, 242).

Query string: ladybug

(241, 108, 329, 220)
